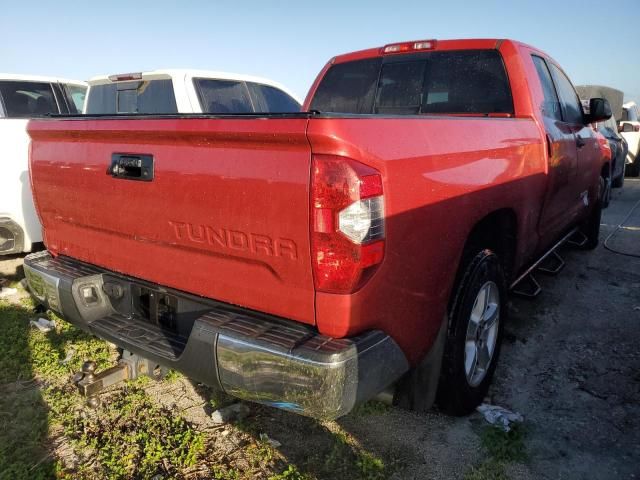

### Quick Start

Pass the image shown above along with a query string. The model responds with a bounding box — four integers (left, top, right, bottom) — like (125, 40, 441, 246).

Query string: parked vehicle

(24, 39, 611, 420)
(576, 85, 626, 189)
(620, 102, 640, 176)
(84, 70, 301, 114)
(0, 74, 86, 255)
(597, 116, 627, 189)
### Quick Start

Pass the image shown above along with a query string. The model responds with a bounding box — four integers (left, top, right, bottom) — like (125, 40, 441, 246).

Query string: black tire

(436, 249, 506, 416)
(626, 161, 640, 178)
(580, 177, 604, 250)
(602, 175, 611, 209)
(612, 170, 624, 189)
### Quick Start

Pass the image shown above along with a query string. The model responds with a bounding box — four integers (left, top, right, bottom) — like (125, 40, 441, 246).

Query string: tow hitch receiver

(72, 351, 165, 407)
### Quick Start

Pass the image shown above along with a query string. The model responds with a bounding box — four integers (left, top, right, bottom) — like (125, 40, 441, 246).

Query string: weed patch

(480, 424, 527, 463)
(63, 384, 204, 479)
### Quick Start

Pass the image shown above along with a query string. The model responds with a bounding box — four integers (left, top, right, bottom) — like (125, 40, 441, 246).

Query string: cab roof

(0, 73, 86, 86)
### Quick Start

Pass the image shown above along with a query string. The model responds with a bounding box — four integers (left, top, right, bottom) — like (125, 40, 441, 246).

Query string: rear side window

(310, 57, 382, 114)
(420, 51, 513, 114)
(0, 81, 59, 118)
(531, 56, 562, 121)
(85, 79, 177, 114)
(62, 84, 87, 114)
(548, 64, 583, 124)
(246, 83, 300, 112)
(310, 51, 513, 115)
(195, 79, 253, 113)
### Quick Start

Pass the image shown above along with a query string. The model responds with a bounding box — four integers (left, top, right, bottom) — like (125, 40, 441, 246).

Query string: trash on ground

(0, 287, 18, 298)
(211, 402, 250, 424)
(477, 403, 523, 432)
(60, 348, 76, 364)
(29, 317, 56, 333)
(259, 433, 282, 448)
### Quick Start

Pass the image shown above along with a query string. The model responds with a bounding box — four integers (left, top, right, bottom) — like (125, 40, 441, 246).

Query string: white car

(84, 69, 301, 115)
(619, 101, 640, 176)
(0, 74, 87, 255)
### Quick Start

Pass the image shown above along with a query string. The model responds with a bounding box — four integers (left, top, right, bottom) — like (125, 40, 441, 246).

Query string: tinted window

(310, 57, 382, 114)
(195, 79, 254, 113)
(85, 79, 177, 114)
(63, 84, 87, 114)
(375, 61, 425, 114)
(0, 81, 58, 118)
(420, 50, 513, 114)
(548, 64, 583, 124)
(531, 56, 562, 121)
(247, 83, 300, 112)
(310, 51, 512, 115)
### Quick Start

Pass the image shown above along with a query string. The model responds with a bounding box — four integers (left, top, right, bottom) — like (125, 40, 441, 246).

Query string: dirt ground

(1, 179, 639, 479)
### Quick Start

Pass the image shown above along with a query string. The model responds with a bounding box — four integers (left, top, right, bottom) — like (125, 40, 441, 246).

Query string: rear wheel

(436, 249, 506, 416)
(626, 160, 640, 177)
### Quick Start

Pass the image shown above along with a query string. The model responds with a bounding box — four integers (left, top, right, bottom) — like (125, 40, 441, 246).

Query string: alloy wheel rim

(464, 281, 500, 387)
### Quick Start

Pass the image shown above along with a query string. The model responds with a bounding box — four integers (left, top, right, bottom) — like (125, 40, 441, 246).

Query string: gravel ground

(1, 179, 639, 479)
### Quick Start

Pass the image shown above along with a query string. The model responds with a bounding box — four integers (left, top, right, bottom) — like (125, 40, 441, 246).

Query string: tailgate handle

(109, 154, 154, 182)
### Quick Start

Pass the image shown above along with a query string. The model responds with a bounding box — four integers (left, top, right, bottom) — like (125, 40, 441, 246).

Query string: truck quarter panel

(308, 116, 546, 364)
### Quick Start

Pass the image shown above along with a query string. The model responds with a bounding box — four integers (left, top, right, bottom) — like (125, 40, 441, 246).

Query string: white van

(0, 74, 87, 255)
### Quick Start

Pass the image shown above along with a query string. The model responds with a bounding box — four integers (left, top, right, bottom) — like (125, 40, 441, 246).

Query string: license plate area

(132, 285, 178, 332)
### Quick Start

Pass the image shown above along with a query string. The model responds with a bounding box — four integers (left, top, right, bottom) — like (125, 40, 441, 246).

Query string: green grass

(463, 460, 509, 480)
(62, 384, 204, 479)
(463, 423, 528, 479)
(480, 424, 527, 463)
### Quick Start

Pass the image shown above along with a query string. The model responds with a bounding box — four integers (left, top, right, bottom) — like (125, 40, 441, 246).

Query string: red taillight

(311, 155, 385, 294)
(635, 125, 640, 132)
(382, 39, 437, 54)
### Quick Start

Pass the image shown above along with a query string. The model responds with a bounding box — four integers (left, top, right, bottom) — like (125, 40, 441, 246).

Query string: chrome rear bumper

(24, 251, 408, 419)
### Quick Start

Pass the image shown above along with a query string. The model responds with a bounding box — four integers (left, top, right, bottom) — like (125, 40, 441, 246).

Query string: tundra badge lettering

(169, 221, 297, 260)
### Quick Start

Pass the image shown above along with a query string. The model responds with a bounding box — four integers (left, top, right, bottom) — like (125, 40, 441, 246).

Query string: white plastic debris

(60, 348, 76, 364)
(0, 287, 18, 298)
(29, 317, 56, 333)
(211, 402, 250, 424)
(477, 403, 523, 432)
(259, 433, 282, 448)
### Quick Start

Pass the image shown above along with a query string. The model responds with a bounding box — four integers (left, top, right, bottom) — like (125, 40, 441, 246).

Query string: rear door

(548, 62, 599, 213)
(28, 117, 316, 324)
(530, 56, 581, 239)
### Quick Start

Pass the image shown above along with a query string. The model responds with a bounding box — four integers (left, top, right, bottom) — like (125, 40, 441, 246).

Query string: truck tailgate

(28, 117, 315, 324)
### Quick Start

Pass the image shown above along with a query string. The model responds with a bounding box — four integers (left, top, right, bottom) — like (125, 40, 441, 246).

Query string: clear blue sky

(2, 0, 639, 103)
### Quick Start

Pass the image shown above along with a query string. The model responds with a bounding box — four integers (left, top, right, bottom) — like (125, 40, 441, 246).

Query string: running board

(510, 227, 577, 299)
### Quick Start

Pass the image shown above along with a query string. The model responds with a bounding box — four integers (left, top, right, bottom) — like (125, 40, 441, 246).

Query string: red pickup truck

(24, 38, 612, 420)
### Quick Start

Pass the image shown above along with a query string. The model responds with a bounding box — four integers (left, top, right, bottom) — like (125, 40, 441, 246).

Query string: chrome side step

(510, 227, 578, 299)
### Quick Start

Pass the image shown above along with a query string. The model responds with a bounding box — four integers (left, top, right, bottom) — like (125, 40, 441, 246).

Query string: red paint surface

(28, 39, 607, 365)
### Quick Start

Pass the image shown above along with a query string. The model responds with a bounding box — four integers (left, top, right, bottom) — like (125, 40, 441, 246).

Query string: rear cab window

(85, 79, 178, 114)
(0, 81, 59, 118)
(310, 50, 513, 116)
(194, 79, 254, 113)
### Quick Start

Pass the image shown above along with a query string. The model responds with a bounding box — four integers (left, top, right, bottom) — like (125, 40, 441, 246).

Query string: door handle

(109, 154, 154, 182)
(576, 136, 586, 149)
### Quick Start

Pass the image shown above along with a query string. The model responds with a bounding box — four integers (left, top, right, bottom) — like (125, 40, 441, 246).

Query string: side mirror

(586, 98, 612, 123)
